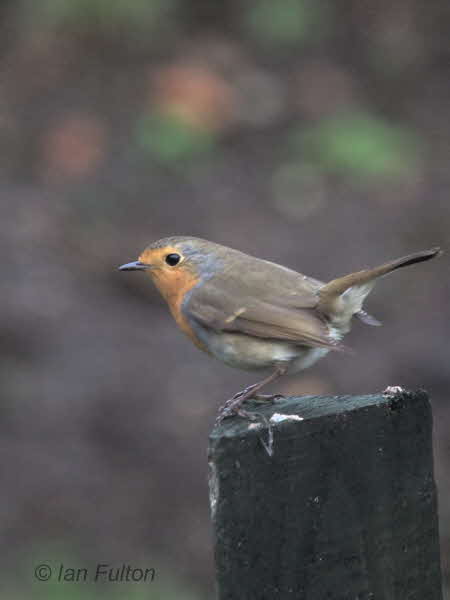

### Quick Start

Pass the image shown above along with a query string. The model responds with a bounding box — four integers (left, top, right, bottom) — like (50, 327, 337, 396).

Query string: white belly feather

(203, 329, 331, 373)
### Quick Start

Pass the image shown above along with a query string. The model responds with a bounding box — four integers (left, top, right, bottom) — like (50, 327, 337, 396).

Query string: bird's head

(118, 236, 226, 299)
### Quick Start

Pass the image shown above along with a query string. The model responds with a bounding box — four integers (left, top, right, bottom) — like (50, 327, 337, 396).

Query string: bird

(119, 237, 440, 421)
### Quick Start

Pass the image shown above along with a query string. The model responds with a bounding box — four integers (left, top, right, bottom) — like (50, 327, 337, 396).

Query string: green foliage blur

(28, 576, 201, 600)
(137, 114, 216, 164)
(14, 0, 419, 181)
(291, 113, 419, 178)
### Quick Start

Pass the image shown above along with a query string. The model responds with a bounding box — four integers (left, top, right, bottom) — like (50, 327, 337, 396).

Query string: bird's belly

(199, 329, 328, 373)
(286, 347, 330, 373)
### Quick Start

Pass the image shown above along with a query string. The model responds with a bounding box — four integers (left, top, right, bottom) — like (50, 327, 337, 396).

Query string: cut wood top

(210, 388, 429, 442)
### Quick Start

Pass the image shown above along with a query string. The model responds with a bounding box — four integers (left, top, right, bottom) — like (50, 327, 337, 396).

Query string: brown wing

(185, 258, 343, 351)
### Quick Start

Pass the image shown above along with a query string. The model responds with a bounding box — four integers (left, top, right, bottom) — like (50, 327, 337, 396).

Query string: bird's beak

(118, 261, 151, 272)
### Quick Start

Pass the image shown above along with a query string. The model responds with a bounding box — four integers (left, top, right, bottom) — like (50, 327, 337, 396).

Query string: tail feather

(318, 247, 441, 325)
(355, 309, 382, 326)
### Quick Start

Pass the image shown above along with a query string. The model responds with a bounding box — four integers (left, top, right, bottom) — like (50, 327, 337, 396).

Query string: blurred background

(1, 0, 449, 598)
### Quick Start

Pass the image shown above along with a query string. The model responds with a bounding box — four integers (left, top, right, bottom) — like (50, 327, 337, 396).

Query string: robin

(119, 237, 440, 421)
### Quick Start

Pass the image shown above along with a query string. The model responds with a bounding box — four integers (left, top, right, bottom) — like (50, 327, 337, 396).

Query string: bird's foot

(216, 386, 261, 423)
(215, 383, 260, 423)
(215, 391, 278, 457)
(215, 394, 284, 424)
(231, 383, 259, 400)
(216, 367, 287, 425)
(231, 387, 285, 404)
(251, 393, 285, 404)
(216, 395, 251, 424)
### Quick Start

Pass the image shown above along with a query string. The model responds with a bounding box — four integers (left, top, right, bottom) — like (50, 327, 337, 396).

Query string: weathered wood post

(208, 389, 442, 600)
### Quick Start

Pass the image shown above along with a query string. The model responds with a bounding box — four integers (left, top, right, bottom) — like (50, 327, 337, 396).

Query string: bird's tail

(318, 247, 441, 328)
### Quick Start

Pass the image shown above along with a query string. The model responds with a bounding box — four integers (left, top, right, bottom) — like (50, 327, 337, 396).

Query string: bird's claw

(217, 390, 285, 424)
(215, 396, 275, 457)
(251, 393, 285, 404)
(216, 399, 258, 424)
(215, 400, 244, 424)
(231, 383, 258, 400)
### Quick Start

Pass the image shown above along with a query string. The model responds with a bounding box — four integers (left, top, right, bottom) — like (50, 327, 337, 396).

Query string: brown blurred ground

(1, 1, 450, 598)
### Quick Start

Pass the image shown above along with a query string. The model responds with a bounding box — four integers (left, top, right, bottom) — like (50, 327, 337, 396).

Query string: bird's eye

(165, 253, 181, 266)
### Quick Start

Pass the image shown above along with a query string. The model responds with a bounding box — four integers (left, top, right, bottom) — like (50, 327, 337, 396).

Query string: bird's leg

(216, 366, 287, 423)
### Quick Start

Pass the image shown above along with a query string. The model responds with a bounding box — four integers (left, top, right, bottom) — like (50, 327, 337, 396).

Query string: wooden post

(208, 389, 442, 600)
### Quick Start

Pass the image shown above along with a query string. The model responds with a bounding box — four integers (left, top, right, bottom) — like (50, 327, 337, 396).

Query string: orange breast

(150, 269, 209, 352)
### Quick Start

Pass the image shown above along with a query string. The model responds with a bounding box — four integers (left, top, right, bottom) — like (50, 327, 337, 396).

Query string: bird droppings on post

(252, 414, 274, 457)
(383, 385, 405, 396)
(269, 412, 304, 423)
(207, 459, 218, 522)
(246, 411, 307, 456)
